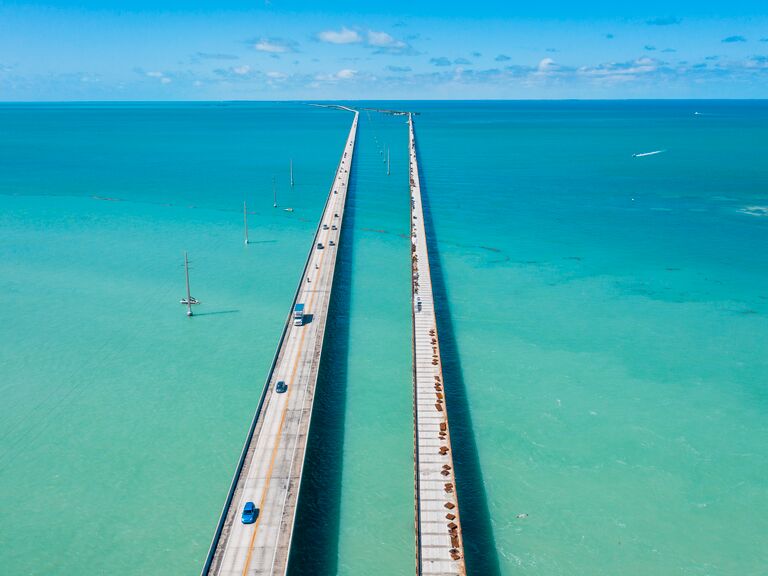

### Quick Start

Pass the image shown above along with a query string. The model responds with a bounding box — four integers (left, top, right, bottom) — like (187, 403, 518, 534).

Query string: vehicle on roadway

(293, 303, 305, 326)
(316, 242, 324, 250)
(242, 501, 259, 524)
(331, 225, 337, 231)
(323, 224, 329, 230)
(276, 381, 288, 393)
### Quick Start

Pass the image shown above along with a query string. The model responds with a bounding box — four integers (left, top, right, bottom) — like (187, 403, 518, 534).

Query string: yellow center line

(240, 323, 307, 576)
(238, 147, 351, 576)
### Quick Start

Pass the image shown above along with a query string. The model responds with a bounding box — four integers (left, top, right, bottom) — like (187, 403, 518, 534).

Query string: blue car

(242, 501, 259, 524)
(276, 381, 288, 394)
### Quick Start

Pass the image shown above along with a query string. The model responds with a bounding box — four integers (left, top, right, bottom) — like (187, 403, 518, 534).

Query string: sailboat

(180, 251, 200, 317)
(290, 159, 294, 188)
(387, 147, 390, 176)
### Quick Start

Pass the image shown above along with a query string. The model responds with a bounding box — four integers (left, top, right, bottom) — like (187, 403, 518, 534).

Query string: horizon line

(2, 97, 768, 104)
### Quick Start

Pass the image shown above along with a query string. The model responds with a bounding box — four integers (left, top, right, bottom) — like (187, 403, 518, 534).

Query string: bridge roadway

(409, 113, 467, 576)
(203, 107, 358, 576)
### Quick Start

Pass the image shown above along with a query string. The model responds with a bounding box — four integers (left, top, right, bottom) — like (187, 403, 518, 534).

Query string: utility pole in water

(243, 200, 249, 245)
(273, 176, 277, 208)
(180, 251, 200, 317)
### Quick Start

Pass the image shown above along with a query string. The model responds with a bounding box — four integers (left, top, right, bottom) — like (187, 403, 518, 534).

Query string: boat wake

(739, 205, 768, 217)
(632, 150, 666, 158)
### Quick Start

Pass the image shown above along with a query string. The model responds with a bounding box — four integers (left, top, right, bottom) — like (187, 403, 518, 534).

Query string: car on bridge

(276, 381, 288, 394)
(242, 501, 259, 524)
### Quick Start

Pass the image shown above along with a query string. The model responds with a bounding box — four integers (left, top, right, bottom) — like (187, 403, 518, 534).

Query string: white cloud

(254, 38, 293, 53)
(314, 68, 358, 83)
(579, 57, 659, 78)
(145, 70, 172, 83)
(537, 58, 557, 73)
(318, 27, 362, 44)
(744, 56, 768, 69)
(232, 65, 251, 75)
(367, 30, 405, 48)
(267, 71, 288, 79)
(316, 27, 411, 53)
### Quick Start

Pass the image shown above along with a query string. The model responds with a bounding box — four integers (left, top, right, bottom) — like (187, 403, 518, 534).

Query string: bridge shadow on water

(288, 122, 499, 575)
(420, 177, 502, 576)
(287, 154, 357, 576)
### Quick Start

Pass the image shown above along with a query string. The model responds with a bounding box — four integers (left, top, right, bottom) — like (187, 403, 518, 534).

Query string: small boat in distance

(284, 207, 294, 212)
(180, 251, 200, 317)
(632, 150, 665, 158)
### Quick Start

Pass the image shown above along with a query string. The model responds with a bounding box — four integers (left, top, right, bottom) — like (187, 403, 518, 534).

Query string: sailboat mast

(243, 200, 249, 245)
(184, 251, 193, 317)
(290, 159, 294, 188)
(387, 147, 390, 176)
(273, 176, 277, 208)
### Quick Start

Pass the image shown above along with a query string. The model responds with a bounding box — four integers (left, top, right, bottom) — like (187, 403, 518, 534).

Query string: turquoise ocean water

(1, 101, 766, 575)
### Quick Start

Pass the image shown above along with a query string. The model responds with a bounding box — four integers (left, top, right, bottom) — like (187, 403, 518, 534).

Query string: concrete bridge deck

(202, 107, 358, 576)
(408, 113, 467, 576)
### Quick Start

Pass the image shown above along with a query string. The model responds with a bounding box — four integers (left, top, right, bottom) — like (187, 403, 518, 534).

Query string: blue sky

(1, 1, 767, 100)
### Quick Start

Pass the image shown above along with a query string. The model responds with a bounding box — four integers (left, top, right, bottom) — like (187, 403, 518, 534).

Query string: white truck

(293, 303, 305, 326)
